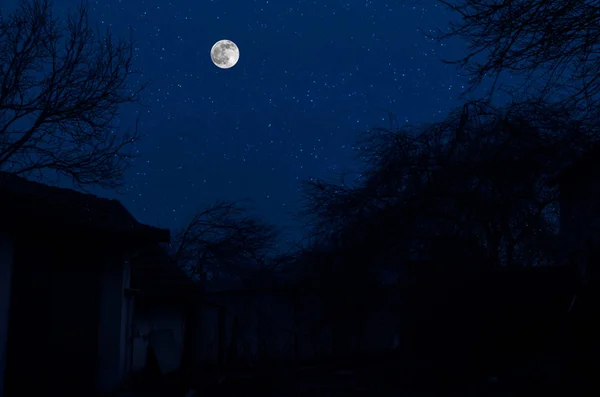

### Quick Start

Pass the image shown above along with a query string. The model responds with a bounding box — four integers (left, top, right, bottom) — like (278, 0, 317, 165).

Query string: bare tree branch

(0, 0, 148, 189)
(301, 99, 595, 273)
(171, 200, 279, 288)
(434, 0, 600, 117)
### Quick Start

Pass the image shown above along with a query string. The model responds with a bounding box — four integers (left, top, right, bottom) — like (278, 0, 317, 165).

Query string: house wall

(3, 236, 54, 395)
(46, 252, 102, 393)
(120, 259, 134, 379)
(96, 253, 130, 392)
(3, 236, 106, 395)
(0, 234, 13, 397)
(132, 303, 186, 373)
(2, 237, 141, 395)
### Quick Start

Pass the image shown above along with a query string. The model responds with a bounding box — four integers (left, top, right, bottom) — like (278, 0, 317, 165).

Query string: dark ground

(146, 352, 592, 397)
(113, 354, 593, 397)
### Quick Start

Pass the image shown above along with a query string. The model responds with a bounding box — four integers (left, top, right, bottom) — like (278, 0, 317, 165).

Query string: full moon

(210, 40, 239, 69)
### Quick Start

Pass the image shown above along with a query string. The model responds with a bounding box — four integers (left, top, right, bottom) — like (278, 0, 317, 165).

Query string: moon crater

(211, 40, 239, 69)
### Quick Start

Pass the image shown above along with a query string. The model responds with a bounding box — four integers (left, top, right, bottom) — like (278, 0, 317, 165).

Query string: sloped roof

(0, 171, 169, 243)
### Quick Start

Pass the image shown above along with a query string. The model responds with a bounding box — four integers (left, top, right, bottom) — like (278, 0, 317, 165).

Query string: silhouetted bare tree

(435, 0, 600, 116)
(171, 200, 279, 287)
(299, 98, 597, 378)
(0, 0, 146, 188)
(303, 99, 592, 273)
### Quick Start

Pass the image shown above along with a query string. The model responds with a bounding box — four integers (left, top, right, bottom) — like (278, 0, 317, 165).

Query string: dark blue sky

(43, 0, 470, 242)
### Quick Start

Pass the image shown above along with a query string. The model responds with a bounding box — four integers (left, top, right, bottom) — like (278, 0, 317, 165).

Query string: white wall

(0, 234, 13, 397)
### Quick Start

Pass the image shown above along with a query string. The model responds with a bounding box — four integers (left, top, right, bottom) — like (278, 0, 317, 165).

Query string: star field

(45, 0, 470, 242)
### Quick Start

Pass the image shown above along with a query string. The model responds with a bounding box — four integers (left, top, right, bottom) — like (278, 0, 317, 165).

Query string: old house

(0, 172, 169, 396)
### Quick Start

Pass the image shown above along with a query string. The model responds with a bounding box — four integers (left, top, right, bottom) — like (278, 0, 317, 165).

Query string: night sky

(41, 0, 472, 242)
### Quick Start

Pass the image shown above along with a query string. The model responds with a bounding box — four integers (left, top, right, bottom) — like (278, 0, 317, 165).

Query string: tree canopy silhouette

(302, 99, 596, 274)
(0, 0, 146, 189)
(171, 199, 279, 288)
(297, 99, 599, 382)
(436, 0, 600, 116)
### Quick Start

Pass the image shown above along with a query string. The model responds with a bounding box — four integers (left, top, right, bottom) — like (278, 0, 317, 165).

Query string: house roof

(0, 171, 169, 243)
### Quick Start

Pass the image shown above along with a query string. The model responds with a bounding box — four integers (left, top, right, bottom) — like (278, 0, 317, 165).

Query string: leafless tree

(434, 0, 600, 118)
(0, 0, 147, 189)
(303, 99, 592, 271)
(171, 200, 279, 287)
